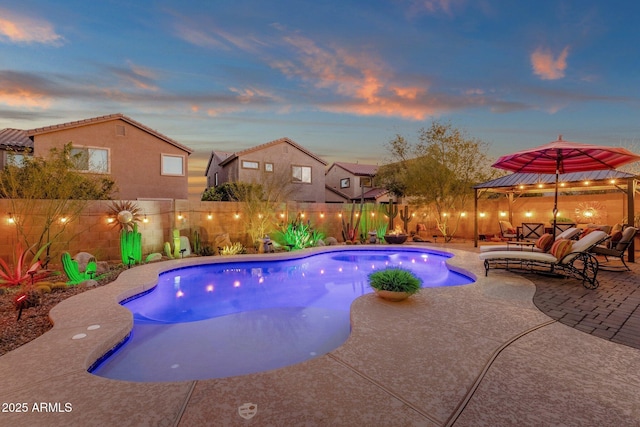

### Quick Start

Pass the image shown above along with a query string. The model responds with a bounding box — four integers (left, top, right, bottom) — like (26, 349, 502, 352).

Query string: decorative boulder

(73, 252, 95, 272)
(179, 236, 191, 256)
(145, 253, 163, 263)
(325, 237, 338, 246)
(213, 233, 232, 254)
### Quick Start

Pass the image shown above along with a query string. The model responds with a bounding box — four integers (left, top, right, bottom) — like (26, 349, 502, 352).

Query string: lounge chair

(478, 230, 609, 289)
(480, 227, 580, 253)
(499, 220, 518, 241)
(590, 226, 637, 271)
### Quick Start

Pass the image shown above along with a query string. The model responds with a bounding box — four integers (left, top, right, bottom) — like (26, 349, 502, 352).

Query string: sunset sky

(1, 1, 638, 197)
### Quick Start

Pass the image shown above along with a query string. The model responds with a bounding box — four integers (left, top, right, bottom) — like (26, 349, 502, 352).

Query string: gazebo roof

(474, 170, 636, 191)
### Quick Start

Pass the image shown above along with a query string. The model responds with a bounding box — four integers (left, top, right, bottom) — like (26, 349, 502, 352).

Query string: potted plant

(368, 267, 422, 301)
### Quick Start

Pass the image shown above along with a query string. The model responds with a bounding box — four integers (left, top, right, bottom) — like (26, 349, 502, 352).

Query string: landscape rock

(145, 253, 163, 263)
(73, 252, 95, 272)
(325, 237, 338, 246)
(213, 233, 232, 254)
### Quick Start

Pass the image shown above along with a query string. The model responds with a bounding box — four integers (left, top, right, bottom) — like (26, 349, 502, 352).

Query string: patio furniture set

(480, 225, 638, 290)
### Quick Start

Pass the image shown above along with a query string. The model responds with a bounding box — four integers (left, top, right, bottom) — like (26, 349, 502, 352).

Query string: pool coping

(1, 244, 639, 426)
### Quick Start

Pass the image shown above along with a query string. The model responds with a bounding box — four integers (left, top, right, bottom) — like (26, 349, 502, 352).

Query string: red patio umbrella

(492, 135, 640, 236)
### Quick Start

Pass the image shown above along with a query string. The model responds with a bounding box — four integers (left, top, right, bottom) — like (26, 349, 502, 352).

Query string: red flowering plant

(0, 243, 49, 288)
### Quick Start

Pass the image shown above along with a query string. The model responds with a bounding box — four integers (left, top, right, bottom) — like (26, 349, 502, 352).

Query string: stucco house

(325, 161, 390, 203)
(0, 113, 193, 200)
(205, 137, 327, 202)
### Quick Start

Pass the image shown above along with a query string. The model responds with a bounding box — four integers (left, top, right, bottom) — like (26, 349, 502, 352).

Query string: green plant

(368, 267, 423, 294)
(273, 215, 324, 250)
(192, 230, 201, 255)
(359, 204, 388, 242)
(0, 243, 49, 287)
(220, 242, 246, 255)
(199, 245, 215, 256)
(120, 223, 142, 266)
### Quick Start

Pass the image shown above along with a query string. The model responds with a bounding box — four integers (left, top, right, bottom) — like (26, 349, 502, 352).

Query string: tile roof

(26, 113, 193, 154)
(330, 161, 378, 176)
(0, 128, 33, 150)
(219, 137, 327, 167)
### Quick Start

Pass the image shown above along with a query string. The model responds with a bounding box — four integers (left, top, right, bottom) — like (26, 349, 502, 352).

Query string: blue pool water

(91, 248, 473, 382)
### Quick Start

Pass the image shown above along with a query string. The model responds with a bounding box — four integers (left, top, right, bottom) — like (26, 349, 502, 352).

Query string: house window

(292, 165, 312, 183)
(242, 160, 259, 169)
(71, 146, 109, 173)
(214, 172, 219, 187)
(265, 162, 274, 172)
(5, 152, 26, 167)
(340, 178, 350, 188)
(161, 154, 185, 176)
(360, 177, 373, 187)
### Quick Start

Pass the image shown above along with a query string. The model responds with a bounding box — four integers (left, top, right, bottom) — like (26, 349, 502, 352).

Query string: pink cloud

(531, 46, 569, 80)
(0, 9, 63, 45)
(272, 34, 445, 120)
(0, 88, 52, 108)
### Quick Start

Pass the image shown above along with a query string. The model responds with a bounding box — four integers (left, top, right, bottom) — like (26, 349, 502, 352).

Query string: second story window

(340, 178, 350, 188)
(161, 154, 185, 176)
(292, 165, 311, 183)
(242, 160, 259, 169)
(265, 162, 274, 172)
(71, 146, 109, 173)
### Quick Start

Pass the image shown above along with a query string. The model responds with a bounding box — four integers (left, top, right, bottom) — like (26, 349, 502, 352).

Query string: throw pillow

(535, 233, 554, 252)
(550, 239, 573, 261)
(608, 231, 623, 249)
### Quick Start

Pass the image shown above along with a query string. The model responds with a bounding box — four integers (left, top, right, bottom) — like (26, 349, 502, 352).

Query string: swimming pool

(91, 248, 474, 382)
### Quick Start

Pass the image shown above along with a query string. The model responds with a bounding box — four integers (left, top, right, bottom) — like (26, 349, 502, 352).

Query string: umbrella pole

(552, 159, 559, 239)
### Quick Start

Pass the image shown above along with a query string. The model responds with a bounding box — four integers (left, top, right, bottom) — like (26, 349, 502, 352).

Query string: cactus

(163, 229, 182, 258)
(400, 205, 413, 233)
(192, 230, 201, 255)
(384, 201, 399, 231)
(341, 203, 363, 243)
(61, 252, 99, 284)
(172, 229, 181, 258)
(120, 222, 142, 266)
(163, 241, 173, 259)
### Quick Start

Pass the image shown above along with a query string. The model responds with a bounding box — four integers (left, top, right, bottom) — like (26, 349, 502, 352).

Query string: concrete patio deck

(0, 243, 638, 426)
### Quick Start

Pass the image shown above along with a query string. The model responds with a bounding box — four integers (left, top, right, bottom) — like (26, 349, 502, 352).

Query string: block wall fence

(0, 192, 631, 266)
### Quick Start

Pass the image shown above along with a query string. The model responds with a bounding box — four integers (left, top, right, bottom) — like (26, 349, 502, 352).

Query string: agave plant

(0, 243, 50, 287)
